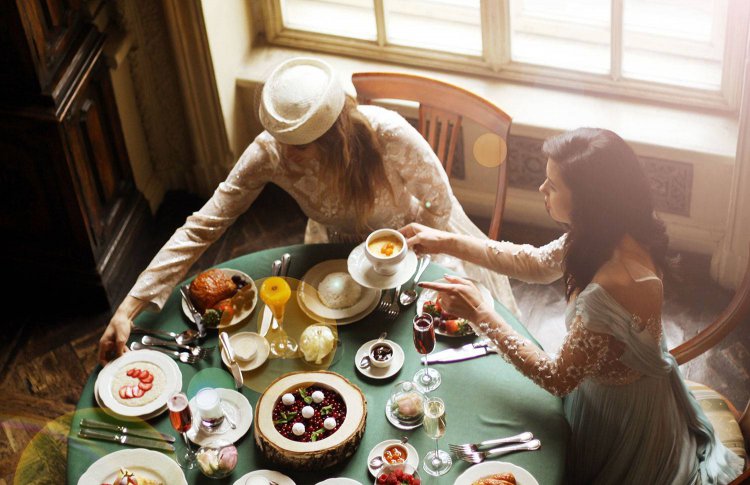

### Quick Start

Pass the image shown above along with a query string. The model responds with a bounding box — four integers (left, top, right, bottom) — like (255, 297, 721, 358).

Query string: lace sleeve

(129, 140, 272, 312)
(382, 110, 452, 229)
(482, 234, 566, 284)
(475, 313, 617, 397)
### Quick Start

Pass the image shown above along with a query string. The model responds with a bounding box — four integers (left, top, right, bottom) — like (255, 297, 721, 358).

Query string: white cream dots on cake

(301, 406, 315, 419)
(292, 422, 305, 436)
(311, 390, 325, 403)
(323, 417, 337, 430)
(282, 393, 295, 406)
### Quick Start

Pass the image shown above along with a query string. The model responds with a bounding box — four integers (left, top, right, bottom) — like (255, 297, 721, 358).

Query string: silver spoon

(399, 255, 431, 306)
(132, 326, 200, 346)
(359, 332, 387, 369)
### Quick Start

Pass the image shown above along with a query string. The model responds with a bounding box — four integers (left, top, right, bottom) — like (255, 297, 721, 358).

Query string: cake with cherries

(254, 371, 367, 470)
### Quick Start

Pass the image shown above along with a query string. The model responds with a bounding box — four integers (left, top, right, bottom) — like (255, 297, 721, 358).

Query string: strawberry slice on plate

(138, 381, 153, 392)
(132, 386, 144, 398)
(119, 387, 129, 399)
(140, 373, 154, 384)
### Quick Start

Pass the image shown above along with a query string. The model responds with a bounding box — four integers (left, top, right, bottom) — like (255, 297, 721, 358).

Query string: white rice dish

(317, 272, 363, 309)
(111, 362, 166, 407)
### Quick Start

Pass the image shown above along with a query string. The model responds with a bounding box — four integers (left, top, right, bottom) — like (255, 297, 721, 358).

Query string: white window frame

(261, 0, 749, 112)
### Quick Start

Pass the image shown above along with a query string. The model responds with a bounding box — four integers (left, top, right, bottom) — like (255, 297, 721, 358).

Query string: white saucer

(347, 243, 418, 290)
(182, 269, 258, 328)
(316, 479, 363, 485)
(298, 259, 381, 321)
(298, 288, 381, 325)
(220, 332, 270, 372)
(78, 448, 187, 485)
(367, 439, 419, 477)
(233, 469, 296, 485)
(454, 461, 539, 485)
(355, 339, 404, 379)
(186, 388, 253, 446)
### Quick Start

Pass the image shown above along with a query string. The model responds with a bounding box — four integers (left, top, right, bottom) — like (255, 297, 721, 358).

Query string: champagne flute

(413, 313, 440, 392)
(168, 392, 196, 469)
(422, 396, 451, 476)
(260, 276, 298, 358)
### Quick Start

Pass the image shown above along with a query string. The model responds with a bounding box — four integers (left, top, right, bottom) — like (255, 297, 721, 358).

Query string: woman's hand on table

(398, 222, 455, 255)
(98, 296, 146, 365)
(419, 275, 494, 324)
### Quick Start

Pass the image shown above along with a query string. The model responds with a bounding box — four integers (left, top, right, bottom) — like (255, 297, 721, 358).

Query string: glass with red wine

(168, 392, 196, 469)
(412, 312, 441, 392)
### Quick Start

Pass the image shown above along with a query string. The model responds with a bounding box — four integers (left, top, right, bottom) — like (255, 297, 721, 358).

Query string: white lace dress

(130, 105, 518, 316)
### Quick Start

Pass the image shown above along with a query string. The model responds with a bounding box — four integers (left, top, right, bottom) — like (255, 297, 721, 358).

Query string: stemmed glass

(422, 396, 451, 476)
(168, 392, 196, 469)
(260, 276, 298, 358)
(412, 313, 441, 392)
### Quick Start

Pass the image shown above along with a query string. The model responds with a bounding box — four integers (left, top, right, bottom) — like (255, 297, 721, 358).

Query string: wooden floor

(1, 186, 748, 483)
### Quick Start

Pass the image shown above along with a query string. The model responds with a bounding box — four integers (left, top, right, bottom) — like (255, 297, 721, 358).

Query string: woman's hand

(98, 296, 146, 365)
(418, 275, 493, 323)
(398, 222, 455, 255)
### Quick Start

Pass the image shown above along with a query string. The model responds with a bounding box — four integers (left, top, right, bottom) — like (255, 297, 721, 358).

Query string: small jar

(388, 381, 425, 427)
(196, 439, 238, 479)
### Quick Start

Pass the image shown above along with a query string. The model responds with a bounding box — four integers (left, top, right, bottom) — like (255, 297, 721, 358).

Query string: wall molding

(163, 0, 233, 198)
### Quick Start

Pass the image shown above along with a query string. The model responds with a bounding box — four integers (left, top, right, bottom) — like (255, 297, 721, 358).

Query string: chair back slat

(353, 72, 512, 240)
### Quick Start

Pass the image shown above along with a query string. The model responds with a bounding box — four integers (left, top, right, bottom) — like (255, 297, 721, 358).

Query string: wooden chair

(351, 72, 512, 241)
(670, 245, 750, 483)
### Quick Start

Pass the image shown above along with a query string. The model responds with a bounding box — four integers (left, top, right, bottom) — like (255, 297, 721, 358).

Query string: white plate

(298, 288, 381, 325)
(317, 479, 363, 485)
(94, 374, 170, 422)
(298, 259, 381, 321)
(187, 388, 253, 446)
(220, 332, 270, 372)
(347, 244, 418, 290)
(182, 269, 258, 328)
(454, 461, 539, 485)
(77, 448, 187, 485)
(417, 277, 493, 337)
(355, 339, 404, 379)
(97, 350, 182, 418)
(367, 439, 419, 477)
(233, 469, 296, 485)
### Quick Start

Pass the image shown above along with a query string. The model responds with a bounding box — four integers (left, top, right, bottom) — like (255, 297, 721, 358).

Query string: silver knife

(80, 419, 175, 443)
(220, 331, 244, 389)
(180, 286, 207, 337)
(422, 340, 496, 364)
(78, 428, 175, 452)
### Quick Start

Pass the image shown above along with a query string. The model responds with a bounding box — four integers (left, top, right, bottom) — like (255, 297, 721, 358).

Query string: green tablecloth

(68, 244, 568, 484)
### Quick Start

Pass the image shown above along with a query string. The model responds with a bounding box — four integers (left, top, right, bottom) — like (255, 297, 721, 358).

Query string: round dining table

(67, 243, 568, 484)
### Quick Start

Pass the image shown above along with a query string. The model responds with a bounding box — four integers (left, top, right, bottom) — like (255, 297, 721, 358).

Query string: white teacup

(368, 341, 394, 368)
(365, 229, 407, 276)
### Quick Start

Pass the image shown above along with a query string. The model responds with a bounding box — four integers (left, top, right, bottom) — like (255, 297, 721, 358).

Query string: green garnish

(310, 427, 326, 442)
(299, 387, 313, 404)
(320, 405, 333, 416)
(273, 411, 298, 424)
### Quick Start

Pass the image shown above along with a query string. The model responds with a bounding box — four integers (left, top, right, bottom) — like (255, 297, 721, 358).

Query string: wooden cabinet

(0, 0, 149, 313)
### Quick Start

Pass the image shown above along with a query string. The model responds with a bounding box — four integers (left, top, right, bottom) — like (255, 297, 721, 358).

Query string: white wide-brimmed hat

(259, 57, 346, 145)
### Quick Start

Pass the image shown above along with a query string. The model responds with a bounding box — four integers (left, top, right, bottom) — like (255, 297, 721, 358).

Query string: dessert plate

(187, 388, 253, 446)
(367, 439, 419, 477)
(97, 349, 181, 418)
(298, 288, 380, 326)
(454, 461, 539, 485)
(220, 332, 270, 372)
(94, 373, 173, 422)
(417, 277, 493, 337)
(233, 470, 296, 485)
(298, 259, 381, 321)
(182, 268, 258, 328)
(347, 243, 418, 290)
(355, 339, 404, 380)
(77, 448, 187, 485)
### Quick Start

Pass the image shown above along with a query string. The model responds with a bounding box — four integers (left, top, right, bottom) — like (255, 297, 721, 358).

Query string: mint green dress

(562, 284, 744, 484)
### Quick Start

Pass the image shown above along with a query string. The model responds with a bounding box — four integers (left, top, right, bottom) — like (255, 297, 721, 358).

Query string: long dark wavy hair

(542, 128, 670, 300)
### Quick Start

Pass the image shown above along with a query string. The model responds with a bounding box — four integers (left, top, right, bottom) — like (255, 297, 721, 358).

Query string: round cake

(254, 371, 367, 470)
(317, 272, 362, 309)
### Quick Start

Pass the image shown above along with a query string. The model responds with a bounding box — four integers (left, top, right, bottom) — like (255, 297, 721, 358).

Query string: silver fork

(140, 335, 215, 359)
(130, 342, 201, 364)
(377, 289, 392, 312)
(458, 439, 541, 464)
(449, 431, 534, 456)
(386, 285, 402, 320)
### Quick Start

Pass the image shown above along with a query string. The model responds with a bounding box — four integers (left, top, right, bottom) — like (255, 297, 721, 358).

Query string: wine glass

(260, 276, 298, 358)
(168, 392, 196, 469)
(422, 396, 451, 476)
(412, 313, 440, 392)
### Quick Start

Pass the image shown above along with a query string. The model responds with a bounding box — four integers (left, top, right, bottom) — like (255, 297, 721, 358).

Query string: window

(262, 0, 749, 111)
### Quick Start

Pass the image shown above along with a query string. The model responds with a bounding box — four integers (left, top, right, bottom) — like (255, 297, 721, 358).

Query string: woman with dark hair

(401, 128, 743, 484)
(98, 57, 518, 363)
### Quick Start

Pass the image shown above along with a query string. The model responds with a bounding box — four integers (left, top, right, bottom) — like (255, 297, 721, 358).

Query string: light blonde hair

(314, 96, 393, 231)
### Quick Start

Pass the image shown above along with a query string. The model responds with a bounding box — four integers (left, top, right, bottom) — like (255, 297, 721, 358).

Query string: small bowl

(382, 443, 409, 465)
(195, 439, 238, 479)
(365, 229, 407, 276)
(374, 463, 420, 485)
(232, 333, 258, 362)
(368, 341, 394, 368)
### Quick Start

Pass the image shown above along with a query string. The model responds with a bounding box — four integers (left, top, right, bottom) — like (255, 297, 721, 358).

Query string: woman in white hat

(98, 57, 518, 363)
